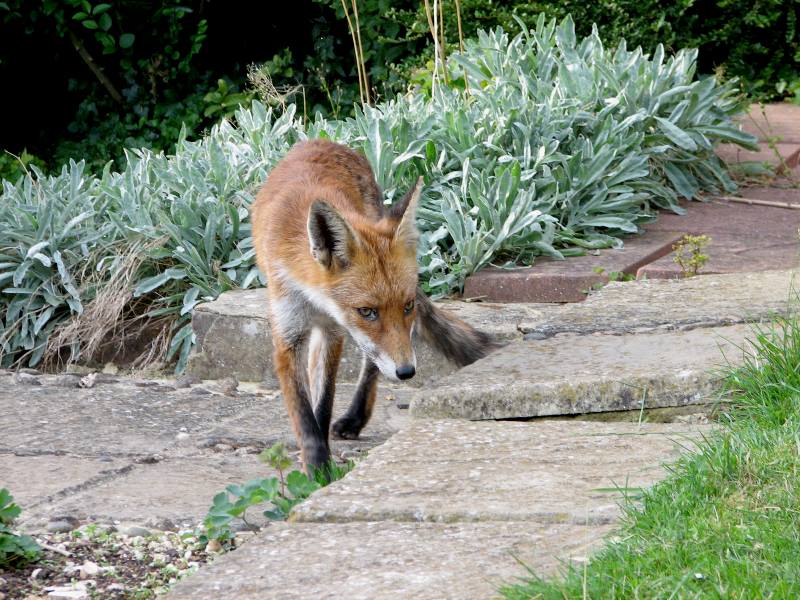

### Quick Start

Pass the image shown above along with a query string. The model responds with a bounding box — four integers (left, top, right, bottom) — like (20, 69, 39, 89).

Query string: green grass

(501, 312, 800, 599)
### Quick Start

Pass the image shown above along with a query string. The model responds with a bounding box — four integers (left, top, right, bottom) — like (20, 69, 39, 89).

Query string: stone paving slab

(187, 288, 539, 383)
(463, 230, 683, 303)
(0, 455, 130, 510)
(166, 520, 610, 600)
(0, 372, 409, 532)
(521, 269, 796, 337)
(293, 420, 707, 525)
(20, 455, 279, 531)
(0, 378, 261, 457)
(717, 103, 800, 174)
(201, 393, 410, 454)
(410, 325, 748, 420)
(639, 199, 800, 278)
(186, 270, 796, 386)
(715, 142, 799, 169)
(168, 419, 708, 599)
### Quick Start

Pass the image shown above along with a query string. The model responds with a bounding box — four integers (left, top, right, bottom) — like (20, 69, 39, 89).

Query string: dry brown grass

(247, 64, 304, 111)
(43, 239, 175, 372)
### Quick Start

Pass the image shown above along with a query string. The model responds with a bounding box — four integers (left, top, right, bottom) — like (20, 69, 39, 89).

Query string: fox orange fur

(252, 139, 498, 473)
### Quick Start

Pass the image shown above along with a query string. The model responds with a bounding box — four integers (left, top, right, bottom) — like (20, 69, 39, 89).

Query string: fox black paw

(332, 416, 364, 440)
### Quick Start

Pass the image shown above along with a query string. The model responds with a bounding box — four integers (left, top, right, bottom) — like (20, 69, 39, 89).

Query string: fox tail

(415, 288, 503, 366)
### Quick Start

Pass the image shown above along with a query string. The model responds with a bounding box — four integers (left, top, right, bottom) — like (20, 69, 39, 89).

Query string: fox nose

(395, 364, 416, 380)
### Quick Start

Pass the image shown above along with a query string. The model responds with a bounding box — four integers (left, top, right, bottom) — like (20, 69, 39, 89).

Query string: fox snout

(372, 346, 417, 382)
(395, 363, 416, 380)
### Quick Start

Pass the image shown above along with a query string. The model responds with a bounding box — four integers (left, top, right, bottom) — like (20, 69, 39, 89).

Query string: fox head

(306, 178, 423, 381)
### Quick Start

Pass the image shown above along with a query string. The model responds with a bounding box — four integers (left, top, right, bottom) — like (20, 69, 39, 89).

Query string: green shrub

(0, 0, 242, 172)
(0, 488, 41, 568)
(0, 16, 756, 372)
(311, 0, 800, 102)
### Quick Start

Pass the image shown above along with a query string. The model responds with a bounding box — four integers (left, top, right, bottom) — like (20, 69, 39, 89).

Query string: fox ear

(392, 176, 423, 246)
(307, 201, 357, 269)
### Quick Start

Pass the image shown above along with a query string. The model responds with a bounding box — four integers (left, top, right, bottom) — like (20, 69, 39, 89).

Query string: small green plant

(0, 488, 41, 568)
(673, 234, 711, 277)
(586, 266, 636, 292)
(199, 443, 353, 547)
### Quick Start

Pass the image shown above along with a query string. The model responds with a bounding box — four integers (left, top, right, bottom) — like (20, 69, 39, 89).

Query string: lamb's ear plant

(0, 15, 757, 372)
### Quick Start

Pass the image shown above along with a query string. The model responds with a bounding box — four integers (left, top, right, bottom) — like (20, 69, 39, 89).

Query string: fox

(251, 139, 499, 473)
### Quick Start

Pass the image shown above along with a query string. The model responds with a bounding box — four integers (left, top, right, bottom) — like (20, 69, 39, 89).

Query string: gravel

(1, 524, 222, 599)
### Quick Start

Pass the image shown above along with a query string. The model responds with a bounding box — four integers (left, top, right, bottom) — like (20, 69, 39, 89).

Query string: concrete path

(167, 420, 709, 600)
(4, 270, 793, 599)
(1, 374, 411, 532)
(161, 271, 797, 599)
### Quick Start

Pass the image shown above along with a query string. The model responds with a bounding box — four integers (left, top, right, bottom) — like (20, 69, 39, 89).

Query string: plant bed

(0, 15, 757, 375)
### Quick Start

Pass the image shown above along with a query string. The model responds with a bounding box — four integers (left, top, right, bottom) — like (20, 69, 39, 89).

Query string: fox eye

(357, 307, 378, 321)
(403, 299, 415, 315)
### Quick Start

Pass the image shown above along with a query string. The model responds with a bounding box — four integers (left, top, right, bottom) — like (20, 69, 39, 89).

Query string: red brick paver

(463, 231, 683, 302)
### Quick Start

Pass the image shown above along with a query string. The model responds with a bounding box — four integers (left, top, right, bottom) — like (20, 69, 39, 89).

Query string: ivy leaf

(119, 32, 135, 48)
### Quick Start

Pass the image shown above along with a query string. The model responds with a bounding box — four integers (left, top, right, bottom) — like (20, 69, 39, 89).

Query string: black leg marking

(332, 356, 380, 440)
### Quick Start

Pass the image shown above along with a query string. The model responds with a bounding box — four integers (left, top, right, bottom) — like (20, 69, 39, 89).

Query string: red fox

(252, 139, 498, 473)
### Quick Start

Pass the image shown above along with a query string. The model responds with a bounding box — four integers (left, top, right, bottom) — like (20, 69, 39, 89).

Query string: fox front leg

(332, 355, 379, 440)
(272, 334, 331, 473)
(307, 326, 344, 440)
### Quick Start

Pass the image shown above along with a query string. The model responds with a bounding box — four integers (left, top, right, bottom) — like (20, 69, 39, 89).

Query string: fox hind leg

(332, 355, 379, 440)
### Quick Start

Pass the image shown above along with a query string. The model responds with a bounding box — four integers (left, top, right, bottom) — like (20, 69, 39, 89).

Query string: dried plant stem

(351, 0, 371, 104)
(340, 0, 370, 105)
(423, 0, 448, 94)
(718, 195, 800, 210)
(454, 0, 465, 53)
(438, 0, 449, 83)
(247, 64, 303, 111)
(341, 0, 365, 104)
(454, 0, 469, 95)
